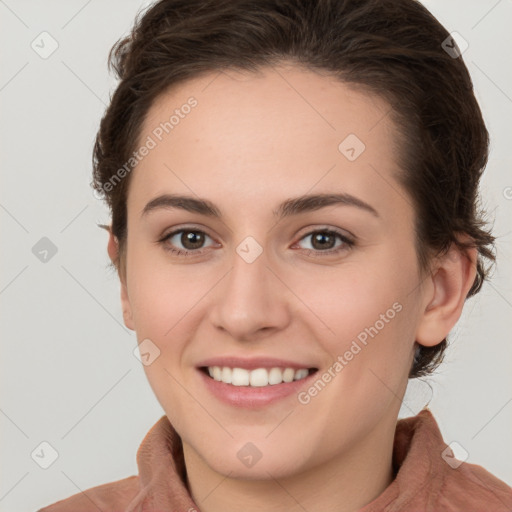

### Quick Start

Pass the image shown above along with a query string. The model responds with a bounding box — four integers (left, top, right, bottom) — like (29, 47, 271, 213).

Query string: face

(117, 64, 433, 478)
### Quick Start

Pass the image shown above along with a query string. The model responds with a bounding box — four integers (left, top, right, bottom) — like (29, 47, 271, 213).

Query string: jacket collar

(131, 408, 443, 510)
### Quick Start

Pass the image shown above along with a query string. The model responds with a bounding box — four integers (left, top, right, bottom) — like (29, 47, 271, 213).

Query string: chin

(197, 437, 311, 478)
(209, 456, 304, 480)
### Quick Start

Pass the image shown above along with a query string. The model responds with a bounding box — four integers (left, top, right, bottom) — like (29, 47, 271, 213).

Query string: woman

(38, 0, 512, 510)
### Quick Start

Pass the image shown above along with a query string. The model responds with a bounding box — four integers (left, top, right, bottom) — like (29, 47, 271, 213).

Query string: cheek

(295, 259, 410, 344)
(293, 272, 414, 448)
(126, 244, 201, 334)
(292, 255, 418, 402)
(126, 249, 204, 419)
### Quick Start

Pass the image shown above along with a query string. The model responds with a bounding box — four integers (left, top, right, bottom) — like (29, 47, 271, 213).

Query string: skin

(107, 63, 477, 512)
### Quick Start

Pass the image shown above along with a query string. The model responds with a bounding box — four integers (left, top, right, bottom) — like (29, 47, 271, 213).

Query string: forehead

(128, 64, 408, 222)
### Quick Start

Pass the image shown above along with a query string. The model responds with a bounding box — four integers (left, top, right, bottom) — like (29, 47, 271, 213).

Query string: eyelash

(157, 227, 355, 258)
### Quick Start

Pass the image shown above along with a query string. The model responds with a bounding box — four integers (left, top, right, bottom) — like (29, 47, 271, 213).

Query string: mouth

(199, 366, 318, 387)
(195, 356, 321, 407)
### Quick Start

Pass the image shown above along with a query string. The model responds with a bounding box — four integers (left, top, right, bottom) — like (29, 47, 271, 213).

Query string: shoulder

(388, 409, 512, 511)
(36, 475, 139, 512)
(434, 460, 512, 511)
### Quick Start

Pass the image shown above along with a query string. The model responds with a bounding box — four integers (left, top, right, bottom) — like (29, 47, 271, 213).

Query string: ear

(415, 243, 478, 347)
(107, 228, 135, 331)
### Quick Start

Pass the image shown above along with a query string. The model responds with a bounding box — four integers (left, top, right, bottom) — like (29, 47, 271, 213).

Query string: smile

(202, 366, 316, 387)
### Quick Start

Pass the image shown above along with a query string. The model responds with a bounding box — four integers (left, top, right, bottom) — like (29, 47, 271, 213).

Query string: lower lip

(197, 368, 318, 408)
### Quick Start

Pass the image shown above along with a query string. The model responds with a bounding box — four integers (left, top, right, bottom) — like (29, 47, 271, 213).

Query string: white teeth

(282, 368, 295, 383)
(206, 366, 311, 386)
(268, 367, 283, 385)
(294, 369, 309, 381)
(249, 368, 268, 387)
(221, 367, 232, 384)
(212, 366, 222, 381)
(231, 367, 250, 386)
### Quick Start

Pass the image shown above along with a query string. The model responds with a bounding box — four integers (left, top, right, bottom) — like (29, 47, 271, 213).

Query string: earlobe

(120, 281, 135, 331)
(107, 228, 135, 331)
(415, 244, 478, 348)
(107, 228, 118, 267)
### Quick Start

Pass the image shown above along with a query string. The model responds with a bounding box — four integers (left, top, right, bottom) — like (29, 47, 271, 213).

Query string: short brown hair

(92, 0, 495, 378)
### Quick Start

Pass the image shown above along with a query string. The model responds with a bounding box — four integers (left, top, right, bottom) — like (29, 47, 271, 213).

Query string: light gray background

(1, 1, 511, 510)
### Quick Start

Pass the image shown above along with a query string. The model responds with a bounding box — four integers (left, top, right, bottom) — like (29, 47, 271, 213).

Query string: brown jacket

(37, 409, 512, 511)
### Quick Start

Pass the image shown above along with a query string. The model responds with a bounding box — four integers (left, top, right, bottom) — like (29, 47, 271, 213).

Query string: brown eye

(310, 232, 337, 250)
(179, 230, 206, 250)
(295, 229, 354, 256)
(159, 228, 216, 256)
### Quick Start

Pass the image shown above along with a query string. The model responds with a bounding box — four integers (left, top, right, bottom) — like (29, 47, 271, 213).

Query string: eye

(158, 228, 217, 257)
(293, 228, 354, 257)
(158, 226, 354, 258)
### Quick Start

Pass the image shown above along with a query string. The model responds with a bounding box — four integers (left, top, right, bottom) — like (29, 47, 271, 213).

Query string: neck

(183, 415, 396, 512)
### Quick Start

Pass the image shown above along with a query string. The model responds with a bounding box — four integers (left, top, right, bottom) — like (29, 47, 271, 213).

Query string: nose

(208, 244, 291, 341)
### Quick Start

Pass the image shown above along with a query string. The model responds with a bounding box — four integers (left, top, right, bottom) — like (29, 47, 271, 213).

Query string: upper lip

(197, 356, 318, 371)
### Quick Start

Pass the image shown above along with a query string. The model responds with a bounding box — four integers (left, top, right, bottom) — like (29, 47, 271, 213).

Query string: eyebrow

(141, 192, 380, 219)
